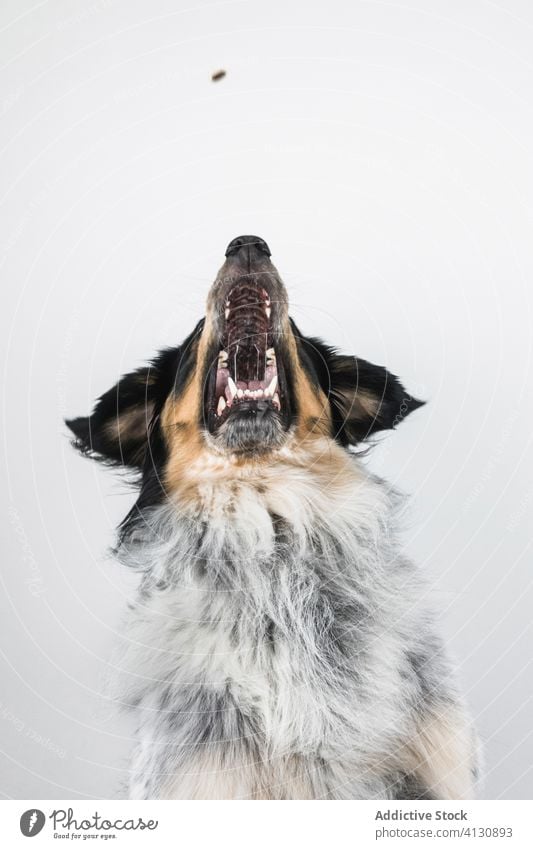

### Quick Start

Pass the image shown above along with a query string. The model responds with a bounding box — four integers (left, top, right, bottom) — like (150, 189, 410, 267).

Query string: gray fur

(109, 438, 478, 799)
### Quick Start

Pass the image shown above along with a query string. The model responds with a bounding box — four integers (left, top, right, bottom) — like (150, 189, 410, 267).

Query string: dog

(66, 235, 478, 799)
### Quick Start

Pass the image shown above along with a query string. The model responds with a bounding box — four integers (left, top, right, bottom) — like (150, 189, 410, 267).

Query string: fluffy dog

(67, 235, 478, 799)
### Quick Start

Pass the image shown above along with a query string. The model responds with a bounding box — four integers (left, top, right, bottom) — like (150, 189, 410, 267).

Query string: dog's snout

(225, 235, 271, 259)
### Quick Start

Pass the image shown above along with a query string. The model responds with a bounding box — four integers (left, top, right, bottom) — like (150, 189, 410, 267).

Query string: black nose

(225, 235, 271, 258)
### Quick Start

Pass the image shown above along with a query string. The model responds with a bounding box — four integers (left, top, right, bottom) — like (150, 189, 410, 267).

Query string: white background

(1, 0, 532, 800)
(2, 800, 532, 847)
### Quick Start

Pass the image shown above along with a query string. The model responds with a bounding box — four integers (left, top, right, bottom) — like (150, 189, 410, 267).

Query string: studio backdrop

(1, 0, 532, 800)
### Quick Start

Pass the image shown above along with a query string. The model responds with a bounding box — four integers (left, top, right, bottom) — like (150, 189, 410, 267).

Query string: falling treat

(211, 69, 226, 82)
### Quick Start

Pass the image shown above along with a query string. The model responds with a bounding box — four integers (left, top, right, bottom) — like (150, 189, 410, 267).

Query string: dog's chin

(209, 402, 286, 455)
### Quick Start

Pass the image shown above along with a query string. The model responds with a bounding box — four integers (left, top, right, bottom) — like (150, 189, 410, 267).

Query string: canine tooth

(225, 308, 230, 319)
(273, 392, 280, 409)
(266, 375, 278, 396)
(217, 396, 226, 416)
(227, 376, 237, 399)
(265, 307, 271, 319)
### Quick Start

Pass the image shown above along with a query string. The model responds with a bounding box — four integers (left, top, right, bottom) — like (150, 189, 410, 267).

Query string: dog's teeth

(273, 392, 280, 410)
(256, 389, 264, 398)
(265, 307, 271, 319)
(266, 375, 278, 397)
(266, 347, 276, 361)
(244, 389, 252, 398)
(227, 376, 238, 399)
(236, 388, 244, 398)
(217, 396, 226, 416)
(225, 308, 230, 319)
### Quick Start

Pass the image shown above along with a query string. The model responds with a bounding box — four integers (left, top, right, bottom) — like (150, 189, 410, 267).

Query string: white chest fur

(116, 441, 420, 758)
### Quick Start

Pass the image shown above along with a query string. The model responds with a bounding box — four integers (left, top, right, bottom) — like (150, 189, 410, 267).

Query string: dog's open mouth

(205, 281, 288, 437)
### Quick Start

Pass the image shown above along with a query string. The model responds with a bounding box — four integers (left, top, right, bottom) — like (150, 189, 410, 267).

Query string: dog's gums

(211, 285, 281, 424)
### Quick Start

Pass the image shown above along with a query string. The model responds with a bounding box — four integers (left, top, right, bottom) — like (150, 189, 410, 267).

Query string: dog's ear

(324, 351, 425, 445)
(65, 362, 163, 470)
(295, 328, 425, 446)
(66, 321, 205, 470)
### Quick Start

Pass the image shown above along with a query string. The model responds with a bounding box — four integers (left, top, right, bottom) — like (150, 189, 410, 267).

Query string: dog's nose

(225, 235, 271, 259)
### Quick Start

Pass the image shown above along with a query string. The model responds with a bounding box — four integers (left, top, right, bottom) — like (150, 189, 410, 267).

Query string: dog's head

(66, 236, 423, 500)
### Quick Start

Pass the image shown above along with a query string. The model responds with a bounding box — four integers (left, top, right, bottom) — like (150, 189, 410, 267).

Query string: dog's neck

(118, 435, 402, 585)
(172, 433, 360, 517)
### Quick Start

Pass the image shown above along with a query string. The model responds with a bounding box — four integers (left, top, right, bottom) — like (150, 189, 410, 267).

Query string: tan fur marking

(161, 429, 362, 525)
(160, 313, 334, 497)
(400, 704, 477, 799)
(355, 389, 380, 419)
(295, 369, 331, 438)
(159, 752, 318, 800)
(106, 405, 153, 443)
(286, 332, 331, 441)
(332, 385, 381, 425)
(160, 317, 214, 495)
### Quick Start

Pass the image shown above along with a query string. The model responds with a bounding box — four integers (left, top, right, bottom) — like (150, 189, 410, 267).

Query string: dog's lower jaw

(116, 448, 478, 801)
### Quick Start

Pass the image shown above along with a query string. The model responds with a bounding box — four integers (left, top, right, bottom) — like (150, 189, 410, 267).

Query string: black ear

(65, 347, 182, 470)
(66, 367, 155, 469)
(295, 330, 425, 446)
(66, 321, 205, 469)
